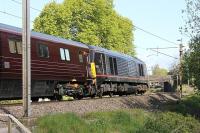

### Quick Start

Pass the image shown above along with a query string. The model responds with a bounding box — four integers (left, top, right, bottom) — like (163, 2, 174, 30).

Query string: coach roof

(0, 23, 89, 49)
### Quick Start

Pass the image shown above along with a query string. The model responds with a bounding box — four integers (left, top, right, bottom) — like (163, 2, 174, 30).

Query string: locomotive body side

(88, 45, 148, 97)
(0, 23, 89, 99)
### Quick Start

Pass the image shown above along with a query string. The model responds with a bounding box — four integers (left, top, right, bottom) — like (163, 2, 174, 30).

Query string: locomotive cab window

(38, 44, 49, 58)
(8, 39, 22, 54)
(60, 48, 70, 61)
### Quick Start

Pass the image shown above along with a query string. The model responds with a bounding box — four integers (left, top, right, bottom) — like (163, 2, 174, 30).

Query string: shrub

(137, 112, 200, 133)
(168, 94, 200, 118)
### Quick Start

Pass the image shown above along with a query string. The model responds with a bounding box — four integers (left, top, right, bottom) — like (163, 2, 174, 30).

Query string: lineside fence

(0, 114, 31, 133)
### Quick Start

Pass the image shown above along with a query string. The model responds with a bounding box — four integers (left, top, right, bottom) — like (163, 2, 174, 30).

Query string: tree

(152, 65, 168, 77)
(181, 0, 200, 37)
(33, 0, 135, 56)
(183, 37, 200, 89)
(181, 0, 200, 90)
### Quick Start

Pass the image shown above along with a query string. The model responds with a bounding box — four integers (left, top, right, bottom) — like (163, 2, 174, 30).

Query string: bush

(168, 94, 200, 118)
(137, 112, 200, 133)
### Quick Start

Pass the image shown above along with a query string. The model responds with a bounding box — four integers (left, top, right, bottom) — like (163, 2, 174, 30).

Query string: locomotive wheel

(55, 94, 62, 101)
(119, 92, 123, 96)
(109, 92, 113, 97)
(31, 97, 39, 102)
(90, 94, 96, 99)
(77, 95, 83, 100)
(99, 87, 103, 98)
(135, 90, 138, 96)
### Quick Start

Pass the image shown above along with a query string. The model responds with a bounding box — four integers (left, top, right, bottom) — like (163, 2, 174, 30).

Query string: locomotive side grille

(0, 32, 2, 69)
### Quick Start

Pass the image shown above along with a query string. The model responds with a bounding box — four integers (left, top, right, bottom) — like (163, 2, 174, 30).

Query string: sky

(0, 0, 189, 72)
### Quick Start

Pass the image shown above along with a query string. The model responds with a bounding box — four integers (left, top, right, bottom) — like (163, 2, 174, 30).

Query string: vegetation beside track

(34, 108, 200, 133)
(162, 92, 200, 119)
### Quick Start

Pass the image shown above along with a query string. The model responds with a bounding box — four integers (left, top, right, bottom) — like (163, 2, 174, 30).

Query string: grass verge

(34, 109, 200, 133)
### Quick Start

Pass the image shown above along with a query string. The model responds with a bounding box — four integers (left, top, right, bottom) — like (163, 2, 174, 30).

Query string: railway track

(0, 92, 177, 107)
(0, 92, 179, 130)
(0, 94, 137, 106)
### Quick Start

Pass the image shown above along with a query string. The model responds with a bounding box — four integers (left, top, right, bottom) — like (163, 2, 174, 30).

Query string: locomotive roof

(0, 23, 89, 49)
(89, 45, 145, 64)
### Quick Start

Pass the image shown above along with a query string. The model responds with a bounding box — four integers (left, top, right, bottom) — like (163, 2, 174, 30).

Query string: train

(0, 23, 148, 100)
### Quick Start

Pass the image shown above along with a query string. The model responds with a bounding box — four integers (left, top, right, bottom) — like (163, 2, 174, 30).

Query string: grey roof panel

(0, 23, 89, 49)
(88, 45, 145, 64)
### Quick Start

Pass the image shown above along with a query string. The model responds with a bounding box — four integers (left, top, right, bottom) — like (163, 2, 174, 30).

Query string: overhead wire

(10, 0, 182, 48)
(134, 25, 179, 46)
(149, 49, 178, 59)
(3, 0, 181, 61)
(0, 10, 34, 23)
(10, 0, 180, 47)
(10, 0, 41, 12)
(147, 47, 178, 49)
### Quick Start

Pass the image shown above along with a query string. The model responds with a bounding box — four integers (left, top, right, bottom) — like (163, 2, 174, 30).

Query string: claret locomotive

(0, 23, 148, 100)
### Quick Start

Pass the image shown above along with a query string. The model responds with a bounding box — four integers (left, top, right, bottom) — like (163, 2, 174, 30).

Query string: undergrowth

(35, 109, 200, 133)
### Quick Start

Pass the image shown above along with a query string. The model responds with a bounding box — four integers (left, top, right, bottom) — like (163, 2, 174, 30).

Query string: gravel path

(0, 92, 179, 127)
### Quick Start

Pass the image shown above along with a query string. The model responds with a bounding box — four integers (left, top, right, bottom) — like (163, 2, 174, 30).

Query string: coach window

(8, 39, 22, 54)
(38, 44, 49, 58)
(79, 51, 83, 63)
(60, 48, 70, 61)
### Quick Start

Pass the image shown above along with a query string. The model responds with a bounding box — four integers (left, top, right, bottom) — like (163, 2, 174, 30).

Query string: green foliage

(181, 0, 200, 37)
(33, 0, 135, 56)
(189, 37, 200, 89)
(152, 64, 168, 77)
(35, 109, 200, 133)
(181, 0, 200, 90)
(167, 93, 200, 119)
(182, 37, 200, 90)
(35, 113, 88, 133)
(35, 109, 147, 133)
(137, 112, 200, 133)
